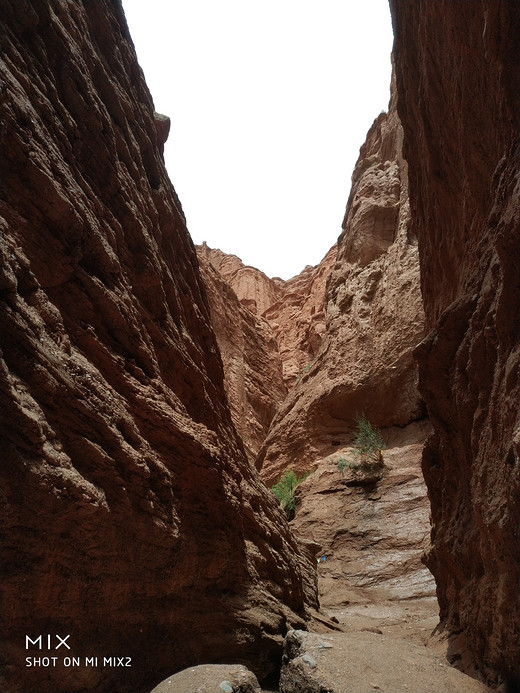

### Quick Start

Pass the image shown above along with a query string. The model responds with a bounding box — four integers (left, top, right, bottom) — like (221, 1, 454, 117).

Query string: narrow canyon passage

(198, 82, 437, 617)
(1, 1, 518, 693)
(194, 97, 489, 690)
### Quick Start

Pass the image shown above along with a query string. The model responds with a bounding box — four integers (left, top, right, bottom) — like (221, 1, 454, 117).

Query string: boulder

(150, 664, 261, 693)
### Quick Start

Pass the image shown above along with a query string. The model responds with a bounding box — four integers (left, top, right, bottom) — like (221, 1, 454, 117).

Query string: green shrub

(271, 470, 309, 519)
(337, 414, 385, 474)
(295, 360, 314, 385)
(353, 413, 385, 464)
(337, 457, 357, 473)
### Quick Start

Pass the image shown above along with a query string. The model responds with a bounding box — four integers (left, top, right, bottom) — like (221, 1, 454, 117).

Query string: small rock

(318, 641, 333, 649)
(220, 682, 233, 693)
(302, 654, 317, 669)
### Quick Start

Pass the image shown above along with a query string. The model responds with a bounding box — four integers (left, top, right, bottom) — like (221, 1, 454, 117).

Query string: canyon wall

(0, 3, 317, 692)
(198, 117, 434, 608)
(257, 89, 425, 486)
(196, 251, 287, 462)
(390, 1, 520, 687)
(291, 420, 435, 606)
(200, 243, 337, 389)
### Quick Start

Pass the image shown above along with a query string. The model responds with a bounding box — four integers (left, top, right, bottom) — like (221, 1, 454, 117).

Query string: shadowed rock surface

(196, 252, 287, 462)
(390, 0, 520, 687)
(0, 2, 317, 692)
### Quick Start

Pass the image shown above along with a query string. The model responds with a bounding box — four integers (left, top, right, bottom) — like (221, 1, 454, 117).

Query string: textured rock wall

(0, 3, 317, 692)
(264, 246, 338, 388)
(390, 1, 520, 687)
(257, 89, 425, 485)
(199, 243, 285, 317)
(200, 243, 337, 389)
(291, 421, 435, 605)
(196, 252, 287, 462)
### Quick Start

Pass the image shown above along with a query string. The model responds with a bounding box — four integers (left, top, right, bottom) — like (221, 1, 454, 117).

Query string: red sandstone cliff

(257, 88, 425, 486)
(0, 3, 317, 692)
(196, 252, 287, 462)
(200, 242, 337, 389)
(200, 244, 285, 317)
(390, 1, 520, 687)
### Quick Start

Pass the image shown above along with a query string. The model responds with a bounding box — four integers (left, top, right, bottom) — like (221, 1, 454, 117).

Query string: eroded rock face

(292, 421, 435, 605)
(0, 3, 317, 692)
(199, 243, 337, 389)
(196, 252, 287, 462)
(199, 244, 285, 318)
(263, 247, 338, 388)
(257, 88, 425, 486)
(390, 1, 520, 687)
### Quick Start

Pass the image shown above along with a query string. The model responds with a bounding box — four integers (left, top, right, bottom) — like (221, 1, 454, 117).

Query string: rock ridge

(199, 242, 337, 390)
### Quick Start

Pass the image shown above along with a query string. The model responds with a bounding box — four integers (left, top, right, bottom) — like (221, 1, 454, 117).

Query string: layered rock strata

(0, 3, 317, 693)
(390, 1, 520, 687)
(196, 252, 287, 462)
(292, 421, 435, 605)
(199, 243, 337, 389)
(257, 88, 425, 485)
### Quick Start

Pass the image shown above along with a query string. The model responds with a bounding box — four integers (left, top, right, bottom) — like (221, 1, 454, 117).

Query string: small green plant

(353, 413, 385, 465)
(271, 470, 309, 519)
(337, 414, 385, 474)
(295, 360, 315, 385)
(337, 457, 358, 473)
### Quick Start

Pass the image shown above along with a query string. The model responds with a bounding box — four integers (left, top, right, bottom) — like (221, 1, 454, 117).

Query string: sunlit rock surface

(292, 421, 435, 605)
(199, 243, 337, 390)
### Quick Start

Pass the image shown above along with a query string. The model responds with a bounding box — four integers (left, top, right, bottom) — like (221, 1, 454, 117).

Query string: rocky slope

(390, 1, 520, 688)
(257, 84, 425, 486)
(0, 3, 317, 693)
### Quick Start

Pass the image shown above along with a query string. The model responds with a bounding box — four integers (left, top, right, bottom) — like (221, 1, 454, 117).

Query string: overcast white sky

(122, 1, 394, 279)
